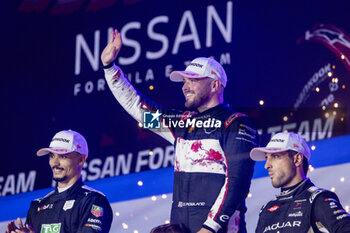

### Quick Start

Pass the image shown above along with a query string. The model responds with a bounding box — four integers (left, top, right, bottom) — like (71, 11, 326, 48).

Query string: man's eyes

(49, 154, 68, 159)
(266, 154, 280, 159)
(184, 79, 198, 84)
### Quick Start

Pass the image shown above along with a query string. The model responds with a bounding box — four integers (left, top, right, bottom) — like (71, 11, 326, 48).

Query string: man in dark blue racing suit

(101, 29, 259, 233)
(5, 130, 113, 233)
(250, 132, 350, 233)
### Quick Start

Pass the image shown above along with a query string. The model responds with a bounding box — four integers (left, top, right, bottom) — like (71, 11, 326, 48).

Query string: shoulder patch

(224, 112, 247, 129)
(91, 204, 104, 217)
(308, 186, 326, 203)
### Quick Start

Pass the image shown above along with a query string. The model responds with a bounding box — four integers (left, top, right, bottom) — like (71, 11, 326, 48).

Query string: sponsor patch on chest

(267, 205, 279, 212)
(37, 204, 54, 212)
(40, 223, 61, 233)
(178, 201, 205, 207)
(288, 211, 303, 217)
(63, 200, 75, 211)
(263, 221, 301, 233)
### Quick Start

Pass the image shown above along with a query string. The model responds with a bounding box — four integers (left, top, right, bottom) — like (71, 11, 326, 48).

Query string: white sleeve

(104, 64, 175, 144)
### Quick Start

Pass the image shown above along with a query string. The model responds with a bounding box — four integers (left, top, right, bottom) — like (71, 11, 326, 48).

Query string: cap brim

(36, 148, 74, 156)
(169, 71, 206, 82)
(250, 148, 289, 161)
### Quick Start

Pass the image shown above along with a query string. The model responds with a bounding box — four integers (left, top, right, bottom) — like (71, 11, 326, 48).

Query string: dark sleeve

(25, 201, 38, 232)
(312, 191, 350, 232)
(255, 203, 268, 233)
(205, 117, 259, 230)
(76, 194, 113, 233)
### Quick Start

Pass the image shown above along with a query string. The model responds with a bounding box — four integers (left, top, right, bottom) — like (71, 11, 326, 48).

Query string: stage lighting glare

(122, 223, 128, 229)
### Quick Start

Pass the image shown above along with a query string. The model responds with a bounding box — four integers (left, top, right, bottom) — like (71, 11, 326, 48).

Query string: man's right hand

(5, 217, 36, 233)
(101, 29, 122, 66)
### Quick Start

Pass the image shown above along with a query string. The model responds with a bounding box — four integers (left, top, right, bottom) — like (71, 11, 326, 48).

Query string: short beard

(53, 176, 67, 182)
(185, 92, 211, 109)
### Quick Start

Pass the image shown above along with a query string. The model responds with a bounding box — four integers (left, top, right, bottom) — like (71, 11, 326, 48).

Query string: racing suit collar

(54, 178, 83, 197)
(195, 103, 230, 117)
(276, 178, 311, 200)
(280, 180, 304, 194)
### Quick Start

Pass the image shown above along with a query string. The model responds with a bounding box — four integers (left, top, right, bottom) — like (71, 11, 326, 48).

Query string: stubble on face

(53, 172, 67, 182)
(271, 166, 296, 188)
(183, 78, 213, 110)
(50, 152, 82, 184)
(267, 152, 297, 188)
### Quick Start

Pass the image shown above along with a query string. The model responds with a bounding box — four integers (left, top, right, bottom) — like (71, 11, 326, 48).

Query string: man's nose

(264, 157, 271, 170)
(182, 82, 188, 92)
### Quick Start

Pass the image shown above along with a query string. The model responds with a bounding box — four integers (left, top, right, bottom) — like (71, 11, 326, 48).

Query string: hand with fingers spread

(6, 220, 17, 233)
(101, 29, 122, 66)
(5, 217, 36, 233)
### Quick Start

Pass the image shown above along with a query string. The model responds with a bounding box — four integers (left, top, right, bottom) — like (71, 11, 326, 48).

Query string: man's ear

(294, 153, 304, 167)
(79, 154, 87, 166)
(211, 79, 222, 91)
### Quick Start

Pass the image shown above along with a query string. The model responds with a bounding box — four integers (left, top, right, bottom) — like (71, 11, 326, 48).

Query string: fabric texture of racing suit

(256, 179, 350, 233)
(104, 65, 259, 233)
(25, 178, 113, 233)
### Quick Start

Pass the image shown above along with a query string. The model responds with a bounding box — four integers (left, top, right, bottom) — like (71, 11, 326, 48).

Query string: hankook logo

(188, 62, 203, 68)
(270, 139, 285, 142)
(52, 138, 70, 143)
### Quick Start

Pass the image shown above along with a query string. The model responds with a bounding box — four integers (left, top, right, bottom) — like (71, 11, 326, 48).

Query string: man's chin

(185, 101, 196, 109)
(53, 176, 67, 182)
(271, 180, 281, 188)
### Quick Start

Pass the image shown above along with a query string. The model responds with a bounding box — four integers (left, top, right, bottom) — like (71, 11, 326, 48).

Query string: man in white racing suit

(101, 29, 259, 233)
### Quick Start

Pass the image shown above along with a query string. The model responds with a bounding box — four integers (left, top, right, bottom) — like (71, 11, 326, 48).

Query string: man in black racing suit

(5, 130, 113, 233)
(101, 29, 259, 233)
(250, 132, 350, 233)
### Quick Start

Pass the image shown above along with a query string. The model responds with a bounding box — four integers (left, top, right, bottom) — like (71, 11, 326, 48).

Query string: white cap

(36, 130, 88, 157)
(169, 57, 227, 87)
(250, 132, 311, 161)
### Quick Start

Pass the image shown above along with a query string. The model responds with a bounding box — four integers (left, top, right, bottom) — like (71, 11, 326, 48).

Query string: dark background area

(1, 0, 349, 194)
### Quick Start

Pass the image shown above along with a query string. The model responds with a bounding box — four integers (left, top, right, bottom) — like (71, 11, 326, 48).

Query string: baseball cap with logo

(169, 57, 227, 87)
(250, 132, 311, 161)
(36, 130, 88, 157)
